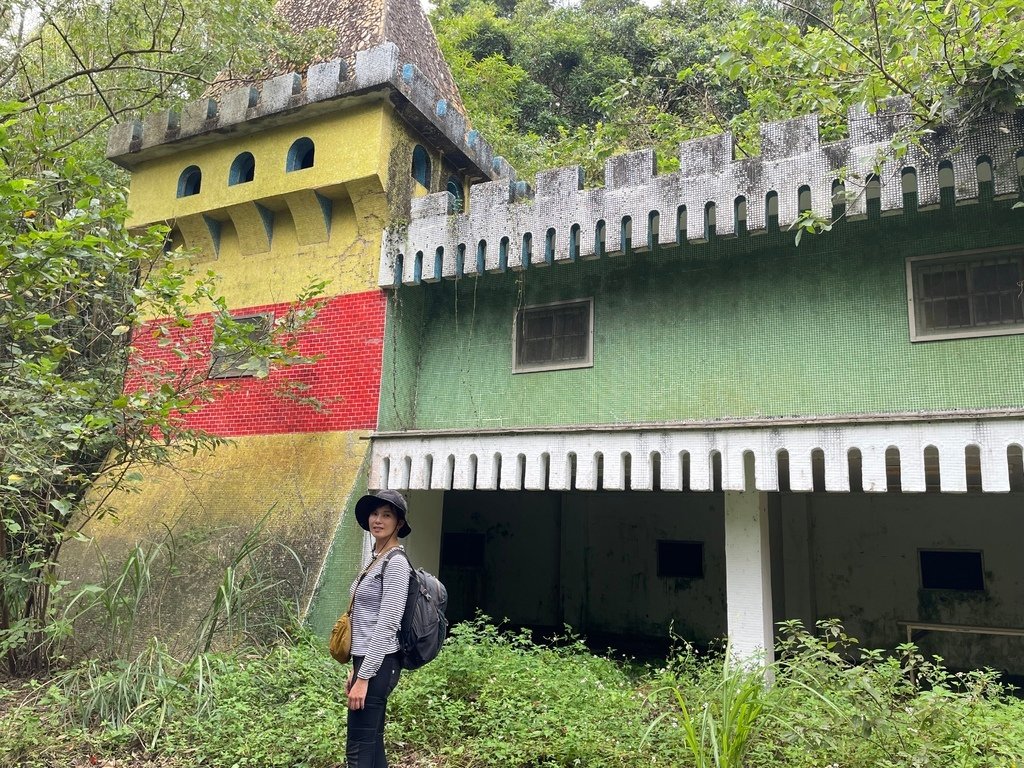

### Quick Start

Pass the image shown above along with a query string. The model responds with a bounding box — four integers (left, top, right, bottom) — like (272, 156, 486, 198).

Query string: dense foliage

(1, 0, 331, 160)
(2, 617, 1023, 767)
(432, 0, 1024, 180)
(1, 0, 336, 674)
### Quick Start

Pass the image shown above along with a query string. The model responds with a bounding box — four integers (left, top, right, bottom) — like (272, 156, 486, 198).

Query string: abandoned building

(96, 0, 1024, 673)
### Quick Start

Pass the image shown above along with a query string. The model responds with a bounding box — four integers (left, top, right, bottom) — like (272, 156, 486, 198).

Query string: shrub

(388, 616, 672, 768)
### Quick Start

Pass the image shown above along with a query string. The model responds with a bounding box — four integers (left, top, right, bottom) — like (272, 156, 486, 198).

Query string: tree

(434, 0, 1022, 186)
(432, 0, 750, 182)
(0, 0, 332, 672)
(720, 0, 1024, 152)
(1, 0, 332, 160)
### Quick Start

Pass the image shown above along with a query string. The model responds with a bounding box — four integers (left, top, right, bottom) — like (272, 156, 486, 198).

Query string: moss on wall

(61, 431, 370, 655)
(379, 203, 1024, 429)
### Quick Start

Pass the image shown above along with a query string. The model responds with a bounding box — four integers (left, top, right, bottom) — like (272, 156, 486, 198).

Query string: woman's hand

(348, 676, 369, 710)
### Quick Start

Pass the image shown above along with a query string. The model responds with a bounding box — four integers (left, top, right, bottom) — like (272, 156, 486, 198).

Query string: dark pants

(347, 654, 402, 768)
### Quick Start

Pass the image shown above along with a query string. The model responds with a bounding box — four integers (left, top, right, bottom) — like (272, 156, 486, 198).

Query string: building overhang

(368, 417, 1024, 494)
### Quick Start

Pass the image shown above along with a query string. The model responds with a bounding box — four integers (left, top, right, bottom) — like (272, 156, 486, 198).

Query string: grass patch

(2, 618, 1023, 767)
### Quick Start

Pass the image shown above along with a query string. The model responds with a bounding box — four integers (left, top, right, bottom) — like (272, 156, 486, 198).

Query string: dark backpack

(383, 549, 448, 670)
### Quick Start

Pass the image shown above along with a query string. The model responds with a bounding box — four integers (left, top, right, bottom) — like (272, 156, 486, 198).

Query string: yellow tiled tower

(63, 0, 500, 645)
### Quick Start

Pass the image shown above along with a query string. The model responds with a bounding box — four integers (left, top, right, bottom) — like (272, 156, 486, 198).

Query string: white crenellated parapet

(106, 43, 507, 180)
(368, 419, 1024, 494)
(379, 103, 1024, 287)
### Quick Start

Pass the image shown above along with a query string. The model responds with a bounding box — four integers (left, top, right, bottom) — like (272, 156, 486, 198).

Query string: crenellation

(106, 121, 141, 158)
(108, 42, 504, 191)
(307, 60, 346, 101)
(679, 132, 734, 177)
(847, 98, 914, 146)
(491, 156, 517, 180)
(259, 73, 303, 114)
(605, 148, 656, 189)
(354, 42, 400, 88)
(470, 178, 516, 210)
(141, 110, 179, 150)
(535, 166, 584, 202)
(473, 140, 494, 177)
(219, 86, 259, 127)
(381, 104, 1024, 287)
(411, 191, 450, 220)
(180, 99, 218, 138)
(440, 108, 466, 146)
(759, 114, 819, 160)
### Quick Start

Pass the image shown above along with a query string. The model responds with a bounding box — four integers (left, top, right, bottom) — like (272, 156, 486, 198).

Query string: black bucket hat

(354, 489, 411, 538)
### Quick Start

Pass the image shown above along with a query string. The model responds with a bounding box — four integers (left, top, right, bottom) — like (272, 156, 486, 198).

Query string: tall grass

(15, 511, 308, 753)
(646, 644, 766, 768)
(3, 616, 1024, 767)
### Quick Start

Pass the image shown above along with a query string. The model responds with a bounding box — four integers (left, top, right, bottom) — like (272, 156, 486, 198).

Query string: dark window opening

(287, 137, 315, 171)
(177, 165, 202, 197)
(442, 532, 485, 569)
(412, 145, 431, 188)
(919, 549, 984, 591)
(229, 152, 255, 185)
(657, 540, 704, 579)
(514, 299, 592, 372)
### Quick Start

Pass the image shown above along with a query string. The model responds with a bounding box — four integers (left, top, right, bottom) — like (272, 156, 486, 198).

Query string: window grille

(513, 299, 593, 373)
(907, 249, 1024, 340)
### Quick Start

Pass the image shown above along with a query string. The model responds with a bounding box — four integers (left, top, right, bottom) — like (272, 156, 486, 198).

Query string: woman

(346, 489, 412, 768)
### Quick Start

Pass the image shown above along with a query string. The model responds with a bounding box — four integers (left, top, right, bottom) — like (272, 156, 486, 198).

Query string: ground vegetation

(1, 616, 1022, 767)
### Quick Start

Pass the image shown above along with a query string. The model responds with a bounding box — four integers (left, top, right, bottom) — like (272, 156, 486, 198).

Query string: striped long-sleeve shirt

(349, 547, 410, 679)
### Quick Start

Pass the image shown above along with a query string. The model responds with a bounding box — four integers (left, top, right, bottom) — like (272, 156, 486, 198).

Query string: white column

(724, 484, 774, 663)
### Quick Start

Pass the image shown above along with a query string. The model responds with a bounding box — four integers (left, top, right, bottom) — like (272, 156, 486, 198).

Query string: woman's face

(369, 503, 401, 544)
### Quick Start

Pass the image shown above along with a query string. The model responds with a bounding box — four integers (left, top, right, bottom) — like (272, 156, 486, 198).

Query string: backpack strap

(380, 546, 412, 577)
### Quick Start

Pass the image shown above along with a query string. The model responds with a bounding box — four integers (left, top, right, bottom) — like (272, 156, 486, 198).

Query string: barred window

(513, 299, 593, 373)
(907, 249, 1024, 341)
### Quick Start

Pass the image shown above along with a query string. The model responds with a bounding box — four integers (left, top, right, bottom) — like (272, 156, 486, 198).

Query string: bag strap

(347, 548, 394, 614)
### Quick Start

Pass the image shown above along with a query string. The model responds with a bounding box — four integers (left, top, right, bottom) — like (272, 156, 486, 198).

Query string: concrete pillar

(405, 490, 444, 574)
(724, 481, 774, 662)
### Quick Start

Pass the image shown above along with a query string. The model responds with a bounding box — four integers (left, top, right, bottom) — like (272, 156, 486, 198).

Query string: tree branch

(771, 0, 933, 116)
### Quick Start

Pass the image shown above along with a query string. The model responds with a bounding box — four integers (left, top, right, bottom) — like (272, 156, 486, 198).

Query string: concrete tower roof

(276, 0, 464, 113)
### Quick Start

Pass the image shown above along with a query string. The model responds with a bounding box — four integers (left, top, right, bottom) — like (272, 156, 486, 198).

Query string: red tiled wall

(128, 291, 386, 436)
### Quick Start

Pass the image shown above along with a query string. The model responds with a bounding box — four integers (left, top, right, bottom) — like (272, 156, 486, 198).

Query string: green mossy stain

(379, 202, 1024, 432)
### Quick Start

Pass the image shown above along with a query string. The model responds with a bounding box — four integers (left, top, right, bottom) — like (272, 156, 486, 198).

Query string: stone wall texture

(381, 103, 1024, 285)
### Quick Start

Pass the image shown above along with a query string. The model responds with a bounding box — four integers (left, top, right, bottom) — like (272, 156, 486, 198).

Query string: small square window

(919, 549, 984, 591)
(907, 248, 1024, 341)
(657, 540, 704, 579)
(513, 299, 593, 373)
(209, 313, 272, 379)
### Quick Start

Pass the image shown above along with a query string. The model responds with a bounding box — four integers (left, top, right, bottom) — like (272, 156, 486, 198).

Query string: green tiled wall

(379, 203, 1024, 431)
